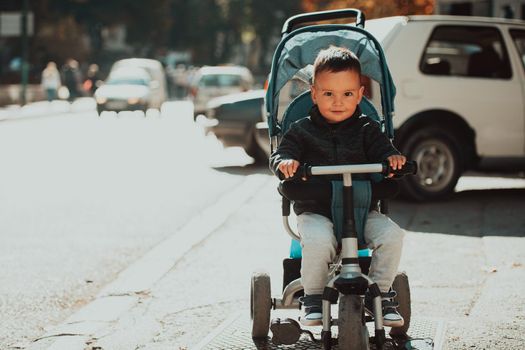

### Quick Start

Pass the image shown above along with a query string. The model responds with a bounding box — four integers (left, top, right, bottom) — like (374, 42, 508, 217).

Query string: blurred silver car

(190, 66, 254, 115)
(110, 58, 168, 109)
(94, 67, 153, 114)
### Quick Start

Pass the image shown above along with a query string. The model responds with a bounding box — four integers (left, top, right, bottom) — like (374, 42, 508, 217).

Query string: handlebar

(281, 8, 365, 34)
(383, 161, 418, 177)
(282, 161, 418, 182)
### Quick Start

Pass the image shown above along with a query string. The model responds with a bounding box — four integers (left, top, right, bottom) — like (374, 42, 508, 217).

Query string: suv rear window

(198, 74, 242, 87)
(420, 25, 512, 79)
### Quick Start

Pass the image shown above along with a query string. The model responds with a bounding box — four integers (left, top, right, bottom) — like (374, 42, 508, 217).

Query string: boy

(270, 46, 406, 327)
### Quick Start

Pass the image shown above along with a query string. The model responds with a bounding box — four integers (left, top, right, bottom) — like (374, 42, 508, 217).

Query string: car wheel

(400, 127, 462, 201)
(245, 132, 268, 164)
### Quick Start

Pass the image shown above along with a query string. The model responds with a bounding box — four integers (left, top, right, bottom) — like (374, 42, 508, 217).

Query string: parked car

(259, 15, 525, 200)
(362, 15, 525, 200)
(110, 58, 168, 109)
(94, 67, 153, 114)
(255, 77, 310, 158)
(201, 89, 267, 162)
(190, 66, 254, 115)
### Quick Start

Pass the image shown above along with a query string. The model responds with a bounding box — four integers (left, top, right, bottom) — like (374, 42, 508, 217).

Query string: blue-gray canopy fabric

(266, 24, 396, 139)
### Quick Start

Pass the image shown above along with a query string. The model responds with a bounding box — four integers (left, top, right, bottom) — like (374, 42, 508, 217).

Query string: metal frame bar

(282, 216, 301, 241)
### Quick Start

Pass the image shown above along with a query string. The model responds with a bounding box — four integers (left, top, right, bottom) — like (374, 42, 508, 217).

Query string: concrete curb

(28, 174, 270, 350)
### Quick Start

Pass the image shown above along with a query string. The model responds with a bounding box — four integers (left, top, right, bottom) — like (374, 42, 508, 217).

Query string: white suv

(365, 15, 525, 200)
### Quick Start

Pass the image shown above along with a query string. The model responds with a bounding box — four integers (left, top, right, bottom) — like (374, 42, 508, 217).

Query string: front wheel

(251, 272, 271, 338)
(338, 294, 370, 350)
(400, 127, 462, 201)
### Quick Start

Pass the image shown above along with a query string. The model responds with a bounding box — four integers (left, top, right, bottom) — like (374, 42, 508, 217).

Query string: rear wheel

(338, 294, 370, 350)
(389, 272, 411, 336)
(251, 272, 271, 338)
(400, 127, 462, 201)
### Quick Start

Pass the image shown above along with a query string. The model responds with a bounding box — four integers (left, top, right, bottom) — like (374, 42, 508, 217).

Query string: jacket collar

(309, 105, 363, 129)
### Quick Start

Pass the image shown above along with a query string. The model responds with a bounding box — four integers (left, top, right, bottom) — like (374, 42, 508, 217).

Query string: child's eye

(344, 92, 353, 97)
(324, 92, 332, 96)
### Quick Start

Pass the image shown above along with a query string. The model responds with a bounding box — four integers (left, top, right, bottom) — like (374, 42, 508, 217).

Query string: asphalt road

(0, 102, 255, 349)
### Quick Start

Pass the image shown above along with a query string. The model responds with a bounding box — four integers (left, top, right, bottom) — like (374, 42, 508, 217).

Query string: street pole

(20, 0, 29, 105)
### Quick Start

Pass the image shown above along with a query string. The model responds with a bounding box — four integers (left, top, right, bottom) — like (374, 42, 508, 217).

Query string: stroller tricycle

(250, 8, 418, 350)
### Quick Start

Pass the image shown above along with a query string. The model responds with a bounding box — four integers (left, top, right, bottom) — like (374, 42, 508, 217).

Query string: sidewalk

(27, 178, 525, 350)
(0, 98, 96, 121)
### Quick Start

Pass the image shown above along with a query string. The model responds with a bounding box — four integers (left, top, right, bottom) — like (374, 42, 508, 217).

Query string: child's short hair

(312, 46, 361, 83)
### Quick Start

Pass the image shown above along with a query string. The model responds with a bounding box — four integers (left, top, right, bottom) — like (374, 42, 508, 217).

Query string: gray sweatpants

(297, 211, 405, 295)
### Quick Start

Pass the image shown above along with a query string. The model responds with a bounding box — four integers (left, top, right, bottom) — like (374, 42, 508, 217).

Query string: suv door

(419, 24, 524, 158)
(509, 28, 525, 155)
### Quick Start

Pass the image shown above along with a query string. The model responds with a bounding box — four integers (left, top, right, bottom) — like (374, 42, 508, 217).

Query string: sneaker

(299, 294, 323, 326)
(364, 290, 404, 327)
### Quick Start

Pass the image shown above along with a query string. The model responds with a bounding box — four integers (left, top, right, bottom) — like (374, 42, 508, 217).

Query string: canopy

(266, 24, 396, 138)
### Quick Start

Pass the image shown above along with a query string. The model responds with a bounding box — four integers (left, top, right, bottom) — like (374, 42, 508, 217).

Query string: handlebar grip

(280, 164, 311, 182)
(282, 197, 291, 216)
(383, 160, 418, 177)
(282, 8, 365, 34)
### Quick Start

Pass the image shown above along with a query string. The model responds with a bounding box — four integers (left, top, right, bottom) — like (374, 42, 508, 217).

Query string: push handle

(281, 8, 365, 34)
(280, 161, 417, 181)
(382, 160, 418, 177)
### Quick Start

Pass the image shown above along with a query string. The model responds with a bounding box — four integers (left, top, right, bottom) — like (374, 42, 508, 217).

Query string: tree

(247, 0, 302, 72)
(301, 0, 434, 19)
(167, 0, 301, 70)
(47, 0, 172, 56)
(169, 0, 226, 65)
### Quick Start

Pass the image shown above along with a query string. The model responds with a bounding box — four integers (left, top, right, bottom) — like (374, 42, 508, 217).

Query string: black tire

(389, 272, 411, 336)
(338, 294, 370, 350)
(245, 132, 268, 164)
(251, 272, 271, 338)
(399, 127, 462, 201)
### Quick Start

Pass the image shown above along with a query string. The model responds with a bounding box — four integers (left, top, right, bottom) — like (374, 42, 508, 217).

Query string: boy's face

(310, 69, 364, 124)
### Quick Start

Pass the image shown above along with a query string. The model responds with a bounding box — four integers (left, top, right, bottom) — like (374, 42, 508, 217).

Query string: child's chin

(328, 113, 351, 121)
(326, 118, 348, 124)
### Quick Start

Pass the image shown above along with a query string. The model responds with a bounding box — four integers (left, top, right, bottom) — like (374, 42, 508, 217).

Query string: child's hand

(278, 159, 300, 179)
(387, 155, 406, 177)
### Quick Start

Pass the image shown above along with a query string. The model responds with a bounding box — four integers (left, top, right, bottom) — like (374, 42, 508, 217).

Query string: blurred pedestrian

(41, 61, 61, 101)
(83, 63, 102, 96)
(62, 59, 83, 102)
